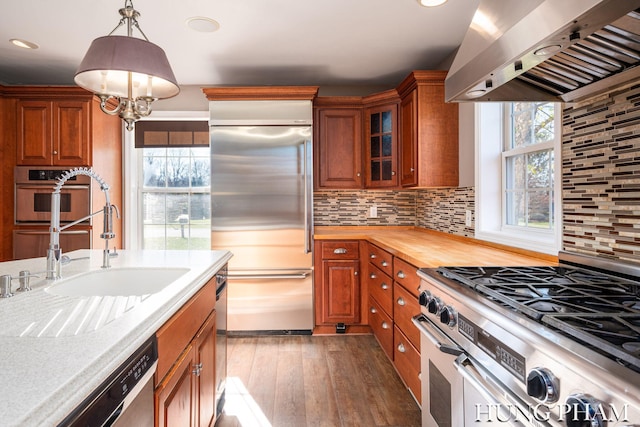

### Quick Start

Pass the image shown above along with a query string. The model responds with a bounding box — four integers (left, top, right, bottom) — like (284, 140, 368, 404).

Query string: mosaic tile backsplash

(562, 83, 640, 263)
(314, 187, 474, 237)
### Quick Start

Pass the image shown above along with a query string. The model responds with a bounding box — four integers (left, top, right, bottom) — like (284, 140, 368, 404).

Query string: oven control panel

(458, 314, 526, 383)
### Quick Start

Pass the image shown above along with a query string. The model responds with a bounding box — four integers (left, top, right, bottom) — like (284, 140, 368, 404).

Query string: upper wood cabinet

(363, 90, 400, 188)
(314, 97, 363, 189)
(397, 70, 459, 187)
(16, 96, 91, 166)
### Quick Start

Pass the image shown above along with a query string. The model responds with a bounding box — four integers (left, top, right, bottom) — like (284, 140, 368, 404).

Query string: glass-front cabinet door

(365, 104, 398, 188)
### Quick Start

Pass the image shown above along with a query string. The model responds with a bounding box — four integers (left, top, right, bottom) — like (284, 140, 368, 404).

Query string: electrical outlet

(465, 210, 472, 227)
(369, 205, 378, 218)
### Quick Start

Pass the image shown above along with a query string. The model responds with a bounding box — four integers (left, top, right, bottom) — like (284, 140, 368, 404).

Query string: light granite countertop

(0, 249, 232, 427)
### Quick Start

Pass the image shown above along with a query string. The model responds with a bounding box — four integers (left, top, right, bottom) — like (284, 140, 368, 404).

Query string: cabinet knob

(397, 271, 406, 279)
(381, 283, 388, 290)
(192, 363, 203, 376)
(397, 297, 405, 306)
(381, 261, 388, 267)
(354, 271, 358, 276)
(370, 253, 376, 259)
(370, 273, 376, 279)
(410, 168, 415, 173)
(381, 321, 390, 329)
(370, 306, 377, 314)
(391, 171, 396, 176)
(357, 172, 361, 177)
(52, 150, 58, 155)
(333, 248, 347, 254)
(397, 343, 406, 353)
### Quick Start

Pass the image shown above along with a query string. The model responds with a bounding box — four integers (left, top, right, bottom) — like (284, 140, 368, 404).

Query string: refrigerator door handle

(303, 139, 312, 254)
(229, 271, 311, 280)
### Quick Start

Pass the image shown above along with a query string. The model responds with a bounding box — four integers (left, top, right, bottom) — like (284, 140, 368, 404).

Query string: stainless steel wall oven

(13, 166, 92, 259)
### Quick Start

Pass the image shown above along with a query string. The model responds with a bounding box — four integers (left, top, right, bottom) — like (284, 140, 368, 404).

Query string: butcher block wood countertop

(314, 226, 557, 267)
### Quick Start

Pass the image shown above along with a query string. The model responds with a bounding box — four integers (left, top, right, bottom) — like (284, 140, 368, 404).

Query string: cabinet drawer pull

(381, 261, 388, 267)
(370, 306, 377, 314)
(397, 297, 405, 306)
(397, 343, 406, 353)
(397, 271, 406, 279)
(333, 248, 347, 254)
(370, 273, 377, 279)
(382, 321, 390, 329)
(381, 283, 388, 290)
(354, 271, 358, 276)
(370, 253, 376, 259)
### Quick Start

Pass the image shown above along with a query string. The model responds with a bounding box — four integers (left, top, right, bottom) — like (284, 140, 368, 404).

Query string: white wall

(458, 102, 475, 187)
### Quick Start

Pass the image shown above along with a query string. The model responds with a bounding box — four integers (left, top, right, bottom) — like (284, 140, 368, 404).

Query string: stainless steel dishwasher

(57, 336, 158, 427)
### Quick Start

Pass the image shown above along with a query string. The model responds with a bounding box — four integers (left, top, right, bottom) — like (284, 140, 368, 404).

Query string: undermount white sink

(45, 267, 190, 297)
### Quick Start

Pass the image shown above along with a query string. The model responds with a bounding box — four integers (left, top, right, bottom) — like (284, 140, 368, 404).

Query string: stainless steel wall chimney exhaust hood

(445, 0, 640, 103)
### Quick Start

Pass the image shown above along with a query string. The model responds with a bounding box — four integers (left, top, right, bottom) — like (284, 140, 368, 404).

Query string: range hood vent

(445, 0, 640, 103)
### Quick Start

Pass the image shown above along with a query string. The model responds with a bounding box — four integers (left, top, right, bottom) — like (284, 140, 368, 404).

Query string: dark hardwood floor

(216, 334, 421, 427)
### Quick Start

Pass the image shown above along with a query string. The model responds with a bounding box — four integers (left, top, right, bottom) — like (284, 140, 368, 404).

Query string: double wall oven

(413, 251, 640, 427)
(14, 166, 92, 260)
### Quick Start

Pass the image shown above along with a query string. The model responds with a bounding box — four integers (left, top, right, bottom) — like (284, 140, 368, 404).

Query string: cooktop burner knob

(564, 394, 604, 427)
(428, 297, 442, 314)
(526, 368, 558, 403)
(439, 305, 457, 327)
(419, 290, 432, 307)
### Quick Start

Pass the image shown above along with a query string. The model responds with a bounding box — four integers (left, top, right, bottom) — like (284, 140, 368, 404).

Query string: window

(475, 102, 561, 255)
(504, 102, 555, 230)
(140, 146, 211, 249)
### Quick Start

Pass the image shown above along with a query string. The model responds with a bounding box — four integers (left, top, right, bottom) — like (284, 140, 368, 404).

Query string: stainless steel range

(413, 251, 640, 427)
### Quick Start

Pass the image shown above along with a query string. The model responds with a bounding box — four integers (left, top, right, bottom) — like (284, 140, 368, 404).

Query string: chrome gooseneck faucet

(46, 168, 120, 280)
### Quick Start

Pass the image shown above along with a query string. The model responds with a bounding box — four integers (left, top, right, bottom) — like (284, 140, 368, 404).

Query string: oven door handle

(16, 184, 90, 191)
(14, 230, 90, 235)
(412, 314, 463, 356)
(455, 355, 543, 427)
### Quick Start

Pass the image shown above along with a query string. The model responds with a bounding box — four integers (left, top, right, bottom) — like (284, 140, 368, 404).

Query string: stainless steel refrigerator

(209, 100, 313, 333)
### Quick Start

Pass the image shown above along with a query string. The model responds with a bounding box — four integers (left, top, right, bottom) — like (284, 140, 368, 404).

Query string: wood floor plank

(218, 334, 421, 427)
(273, 348, 307, 426)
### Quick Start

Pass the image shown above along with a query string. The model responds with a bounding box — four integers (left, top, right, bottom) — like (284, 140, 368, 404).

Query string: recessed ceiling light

(10, 38, 39, 49)
(186, 17, 220, 33)
(418, 0, 448, 6)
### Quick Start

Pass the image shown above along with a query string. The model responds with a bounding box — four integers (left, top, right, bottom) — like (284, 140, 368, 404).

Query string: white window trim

(474, 103, 562, 255)
(123, 111, 209, 250)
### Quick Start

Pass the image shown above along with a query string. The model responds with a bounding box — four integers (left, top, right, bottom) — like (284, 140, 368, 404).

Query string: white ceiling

(0, 0, 479, 105)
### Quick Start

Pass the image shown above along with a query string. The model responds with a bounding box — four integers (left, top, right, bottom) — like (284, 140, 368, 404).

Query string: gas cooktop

(435, 264, 640, 372)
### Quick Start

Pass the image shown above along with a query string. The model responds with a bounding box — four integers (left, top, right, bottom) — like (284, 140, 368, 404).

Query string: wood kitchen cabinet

(16, 97, 91, 166)
(366, 241, 422, 402)
(363, 90, 400, 188)
(156, 276, 218, 427)
(314, 240, 363, 330)
(366, 242, 395, 359)
(397, 70, 459, 187)
(313, 97, 363, 189)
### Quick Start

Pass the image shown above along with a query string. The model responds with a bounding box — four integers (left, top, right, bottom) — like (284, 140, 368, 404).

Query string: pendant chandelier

(74, 0, 179, 131)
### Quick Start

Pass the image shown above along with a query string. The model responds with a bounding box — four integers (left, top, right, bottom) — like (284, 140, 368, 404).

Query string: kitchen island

(0, 249, 232, 427)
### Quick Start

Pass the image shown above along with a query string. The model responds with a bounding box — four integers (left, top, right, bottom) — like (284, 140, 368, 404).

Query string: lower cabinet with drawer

(314, 240, 363, 331)
(393, 326, 421, 403)
(155, 276, 218, 427)
(366, 242, 422, 404)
